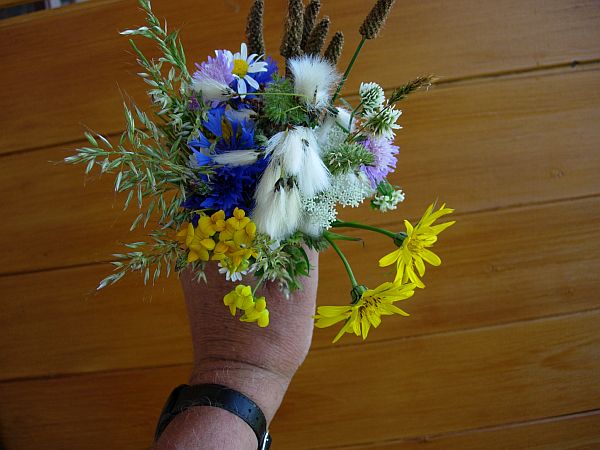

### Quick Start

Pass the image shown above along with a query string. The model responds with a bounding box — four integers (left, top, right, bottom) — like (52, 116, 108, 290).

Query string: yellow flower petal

(379, 248, 402, 267)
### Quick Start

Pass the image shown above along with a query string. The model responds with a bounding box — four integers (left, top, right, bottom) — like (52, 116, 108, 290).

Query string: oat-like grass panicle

(301, 0, 321, 51)
(324, 31, 344, 65)
(246, 0, 265, 56)
(280, 0, 305, 59)
(305, 16, 330, 55)
(388, 75, 437, 104)
(359, 0, 396, 39)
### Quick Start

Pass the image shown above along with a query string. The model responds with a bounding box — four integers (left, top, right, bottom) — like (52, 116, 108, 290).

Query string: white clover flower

(359, 82, 385, 113)
(288, 55, 340, 110)
(365, 107, 402, 139)
(372, 189, 405, 212)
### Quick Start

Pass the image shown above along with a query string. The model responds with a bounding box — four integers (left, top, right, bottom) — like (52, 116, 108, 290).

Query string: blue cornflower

(185, 107, 267, 215)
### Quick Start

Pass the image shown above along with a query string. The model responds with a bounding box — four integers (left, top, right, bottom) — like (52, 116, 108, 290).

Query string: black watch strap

(155, 384, 271, 450)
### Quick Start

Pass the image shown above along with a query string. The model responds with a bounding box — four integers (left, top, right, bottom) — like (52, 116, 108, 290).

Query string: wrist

(189, 358, 291, 423)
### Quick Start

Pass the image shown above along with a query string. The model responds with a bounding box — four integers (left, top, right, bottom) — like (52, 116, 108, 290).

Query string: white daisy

(224, 43, 268, 98)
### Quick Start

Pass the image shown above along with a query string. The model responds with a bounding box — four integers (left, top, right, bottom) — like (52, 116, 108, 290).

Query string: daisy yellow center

(232, 59, 249, 77)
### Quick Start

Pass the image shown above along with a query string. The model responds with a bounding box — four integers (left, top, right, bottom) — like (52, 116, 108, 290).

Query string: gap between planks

(2, 305, 598, 385)
(313, 408, 600, 449)
(1, 190, 598, 280)
(0, 58, 598, 160)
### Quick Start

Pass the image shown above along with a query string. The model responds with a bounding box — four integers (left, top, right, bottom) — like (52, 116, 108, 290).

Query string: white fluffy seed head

(211, 150, 260, 166)
(267, 127, 330, 196)
(252, 180, 302, 240)
(288, 55, 340, 110)
(297, 140, 330, 197)
(335, 107, 355, 132)
(191, 76, 235, 103)
(254, 160, 282, 207)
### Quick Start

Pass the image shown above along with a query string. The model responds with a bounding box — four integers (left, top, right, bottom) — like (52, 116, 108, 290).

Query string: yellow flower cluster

(379, 203, 455, 288)
(177, 208, 258, 275)
(223, 284, 270, 327)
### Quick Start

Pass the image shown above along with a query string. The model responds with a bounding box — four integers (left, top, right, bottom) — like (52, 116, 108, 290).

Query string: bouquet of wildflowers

(66, 0, 454, 342)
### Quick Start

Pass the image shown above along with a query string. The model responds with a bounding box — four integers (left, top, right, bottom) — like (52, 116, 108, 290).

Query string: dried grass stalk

(359, 0, 396, 40)
(246, 0, 265, 56)
(305, 16, 330, 55)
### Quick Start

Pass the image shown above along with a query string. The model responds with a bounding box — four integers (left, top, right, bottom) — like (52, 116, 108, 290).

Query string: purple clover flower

(360, 136, 399, 188)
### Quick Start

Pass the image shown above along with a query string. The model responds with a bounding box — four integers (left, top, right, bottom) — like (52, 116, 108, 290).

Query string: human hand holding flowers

(181, 248, 319, 422)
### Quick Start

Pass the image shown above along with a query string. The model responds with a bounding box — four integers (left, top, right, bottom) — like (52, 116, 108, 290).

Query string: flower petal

(379, 248, 402, 267)
(421, 248, 442, 266)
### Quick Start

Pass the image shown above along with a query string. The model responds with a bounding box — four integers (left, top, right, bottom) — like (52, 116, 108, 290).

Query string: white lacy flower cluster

(301, 171, 374, 236)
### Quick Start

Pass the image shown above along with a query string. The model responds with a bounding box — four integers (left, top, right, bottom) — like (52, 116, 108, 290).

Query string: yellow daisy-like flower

(315, 282, 416, 343)
(379, 203, 455, 288)
(176, 223, 216, 263)
(223, 284, 270, 327)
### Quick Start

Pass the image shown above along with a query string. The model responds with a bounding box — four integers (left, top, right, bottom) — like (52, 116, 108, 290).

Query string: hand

(180, 248, 319, 422)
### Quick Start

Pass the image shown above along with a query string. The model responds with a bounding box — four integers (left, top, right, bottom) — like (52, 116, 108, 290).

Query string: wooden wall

(1, 0, 599, 448)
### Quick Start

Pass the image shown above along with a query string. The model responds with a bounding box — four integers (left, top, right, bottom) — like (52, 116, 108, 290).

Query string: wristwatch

(155, 383, 272, 450)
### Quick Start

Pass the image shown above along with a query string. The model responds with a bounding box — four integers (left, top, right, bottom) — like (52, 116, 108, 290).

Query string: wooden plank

(0, 0, 36, 8)
(2, 196, 599, 380)
(1, 66, 599, 274)
(340, 411, 600, 449)
(1, 0, 600, 154)
(0, 311, 598, 449)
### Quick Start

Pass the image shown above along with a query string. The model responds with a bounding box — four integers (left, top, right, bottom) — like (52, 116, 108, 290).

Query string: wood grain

(2, 196, 599, 380)
(1, 1, 599, 448)
(0, 310, 598, 449)
(338, 411, 600, 450)
(1, 0, 599, 154)
(1, 66, 599, 274)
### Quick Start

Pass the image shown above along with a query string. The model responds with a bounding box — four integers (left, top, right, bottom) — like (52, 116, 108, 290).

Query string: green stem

(331, 219, 396, 239)
(348, 99, 364, 131)
(332, 37, 366, 103)
(347, 102, 393, 143)
(323, 231, 358, 288)
(252, 274, 266, 297)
